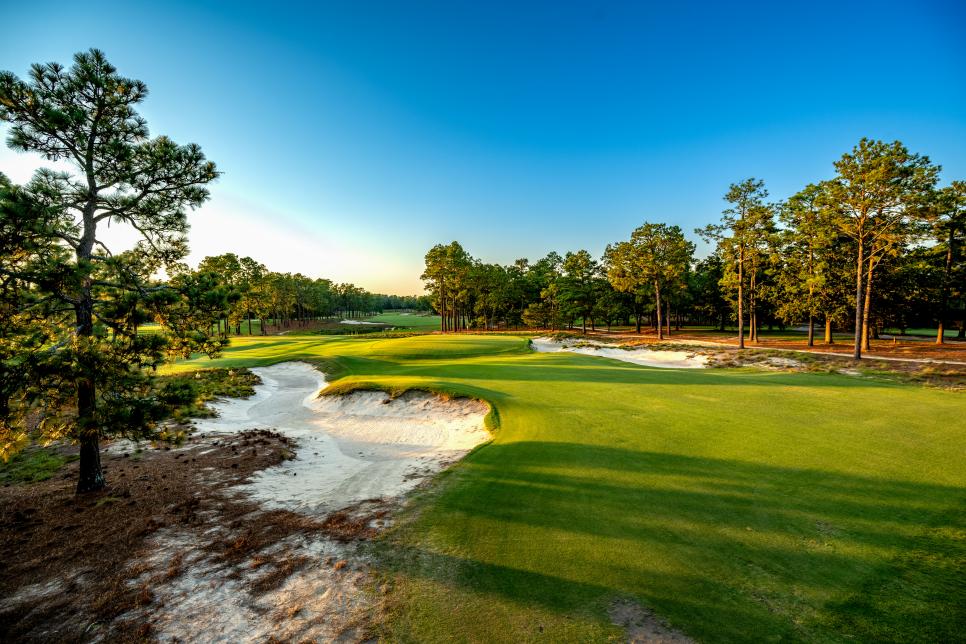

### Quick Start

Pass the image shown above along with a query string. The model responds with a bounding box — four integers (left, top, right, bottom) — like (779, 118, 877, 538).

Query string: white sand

(339, 319, 384, 325)
(123, 529, 372, 644)
(531, 337, 708, 369)
(195, 361, 490, 515)
(119, 362, 489, 641)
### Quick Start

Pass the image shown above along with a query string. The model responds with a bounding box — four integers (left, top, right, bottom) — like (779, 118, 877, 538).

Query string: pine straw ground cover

(0, 428, 355, 642)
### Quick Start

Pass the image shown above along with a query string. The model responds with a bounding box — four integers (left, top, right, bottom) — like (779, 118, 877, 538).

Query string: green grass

(157, 367, 260, 421)
(1, 448, 78, 484)
(363, 311, 442, 329)
(170, 334, 966, 642)
(884, 327, 963, 339)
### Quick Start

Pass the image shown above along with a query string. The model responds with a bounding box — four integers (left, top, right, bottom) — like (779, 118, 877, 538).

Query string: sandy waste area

(531, 336, 709, 369)
(120, 362, 489, 642)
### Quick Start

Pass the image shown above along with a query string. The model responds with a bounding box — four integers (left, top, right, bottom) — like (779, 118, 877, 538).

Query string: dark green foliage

(0, 50, 221, 491)
(156, 368, 259, 421)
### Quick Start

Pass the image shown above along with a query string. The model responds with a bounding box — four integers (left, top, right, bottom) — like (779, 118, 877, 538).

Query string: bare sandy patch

(531, 337, 708, 369)
(609, 598, 695, 643)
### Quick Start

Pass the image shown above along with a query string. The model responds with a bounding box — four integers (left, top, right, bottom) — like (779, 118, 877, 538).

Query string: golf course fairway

(170, 334, 966, 642)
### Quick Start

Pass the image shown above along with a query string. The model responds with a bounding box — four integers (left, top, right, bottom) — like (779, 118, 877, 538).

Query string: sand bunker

(531, 337, 708, 369)
(115, 363, 489, 641)
(339, 319, 384, 325)
(196, 362, 490, 515)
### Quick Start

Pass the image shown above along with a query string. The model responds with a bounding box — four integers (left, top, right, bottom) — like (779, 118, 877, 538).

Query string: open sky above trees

(1, 0, 964, 294)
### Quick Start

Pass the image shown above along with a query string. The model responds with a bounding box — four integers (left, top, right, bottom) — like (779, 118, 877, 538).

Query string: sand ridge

(196, 361, 490, 515)
(531, 337, 709, 369)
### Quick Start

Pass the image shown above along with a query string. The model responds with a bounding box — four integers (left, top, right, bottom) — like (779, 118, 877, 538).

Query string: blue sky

(2, 1, 965, 293)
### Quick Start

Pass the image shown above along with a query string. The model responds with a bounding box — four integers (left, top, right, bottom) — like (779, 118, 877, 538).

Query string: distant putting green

(362, 311, 442, 329)
(172, 334, 966, 642)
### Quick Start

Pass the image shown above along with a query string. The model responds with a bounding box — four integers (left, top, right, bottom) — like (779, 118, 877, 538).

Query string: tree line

(181, 253, 425, 337)
(423, 139, 964, 360)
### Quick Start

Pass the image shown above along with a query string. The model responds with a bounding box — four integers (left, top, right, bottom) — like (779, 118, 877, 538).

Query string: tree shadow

(383, 442, 966, 642)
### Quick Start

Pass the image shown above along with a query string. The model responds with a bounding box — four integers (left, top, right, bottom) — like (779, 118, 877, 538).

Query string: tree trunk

(665, 300, 671, 338)
(937, 228, 953, 344)
(862, 257, 874, 352)
(655, 281, 663, 341)
(853, 240, 865, 360)
(737, 245, 745, 349)
(749, 269, 757, 343)
(74, 199, 105, 493)
(75, 320, 103, 494)
(807, 243, 815, 348)
(824, 317, 833, 345)
(76, 421, 104, 494)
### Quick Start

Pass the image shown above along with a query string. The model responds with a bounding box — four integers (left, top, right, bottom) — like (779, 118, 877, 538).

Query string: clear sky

(2, 1, 965, 294)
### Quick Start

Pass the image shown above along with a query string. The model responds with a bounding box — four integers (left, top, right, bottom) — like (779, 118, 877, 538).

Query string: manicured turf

(884, 327, 963, 339)
(171, 334, 966, 642)
(363, 312, 442, 329)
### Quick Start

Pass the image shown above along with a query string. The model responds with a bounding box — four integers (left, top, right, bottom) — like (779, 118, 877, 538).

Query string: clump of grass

(156, 368, 260, 421)
(0, 448, 79, 485)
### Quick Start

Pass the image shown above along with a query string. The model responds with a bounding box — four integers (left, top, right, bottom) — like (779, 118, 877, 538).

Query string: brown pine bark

(737, 244, 745, 349)
(655, 280, 663, 340)
(853, 241, 865, 360)
(862, 257, 875, 352)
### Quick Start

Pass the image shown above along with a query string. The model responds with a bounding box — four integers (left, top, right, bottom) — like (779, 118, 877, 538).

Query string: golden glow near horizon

(0, 147, 426, 295)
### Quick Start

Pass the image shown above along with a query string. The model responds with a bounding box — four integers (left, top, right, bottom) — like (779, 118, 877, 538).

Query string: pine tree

(0, 50, 220, 491)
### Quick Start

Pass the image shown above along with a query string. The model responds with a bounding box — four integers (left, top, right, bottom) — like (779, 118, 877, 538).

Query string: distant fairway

(171, 334, 966, 642)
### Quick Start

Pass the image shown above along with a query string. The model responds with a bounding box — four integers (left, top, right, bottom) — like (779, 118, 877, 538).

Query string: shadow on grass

(382, 442, 966, 642)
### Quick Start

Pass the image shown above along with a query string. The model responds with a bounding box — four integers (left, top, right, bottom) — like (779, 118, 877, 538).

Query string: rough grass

(167, 334, 965, 642)
(0, 448, 79, 485)
(156, 367, 260, 421)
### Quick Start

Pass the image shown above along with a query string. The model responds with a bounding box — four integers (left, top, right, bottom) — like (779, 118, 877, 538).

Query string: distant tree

(560, 250, 600, 333)
(776, 183, 839, 346)
(421, 241, 472, 331)
(824, 139, 938, 358)
(930, 181, 966, 342)
(606, 223, 693, 340)
(689, 255, 729, 331)
(0, 49, 219, 491)
(698, 179, 772, 348)
(198, 253, 244, 336)
(238, 256, 267, 334)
